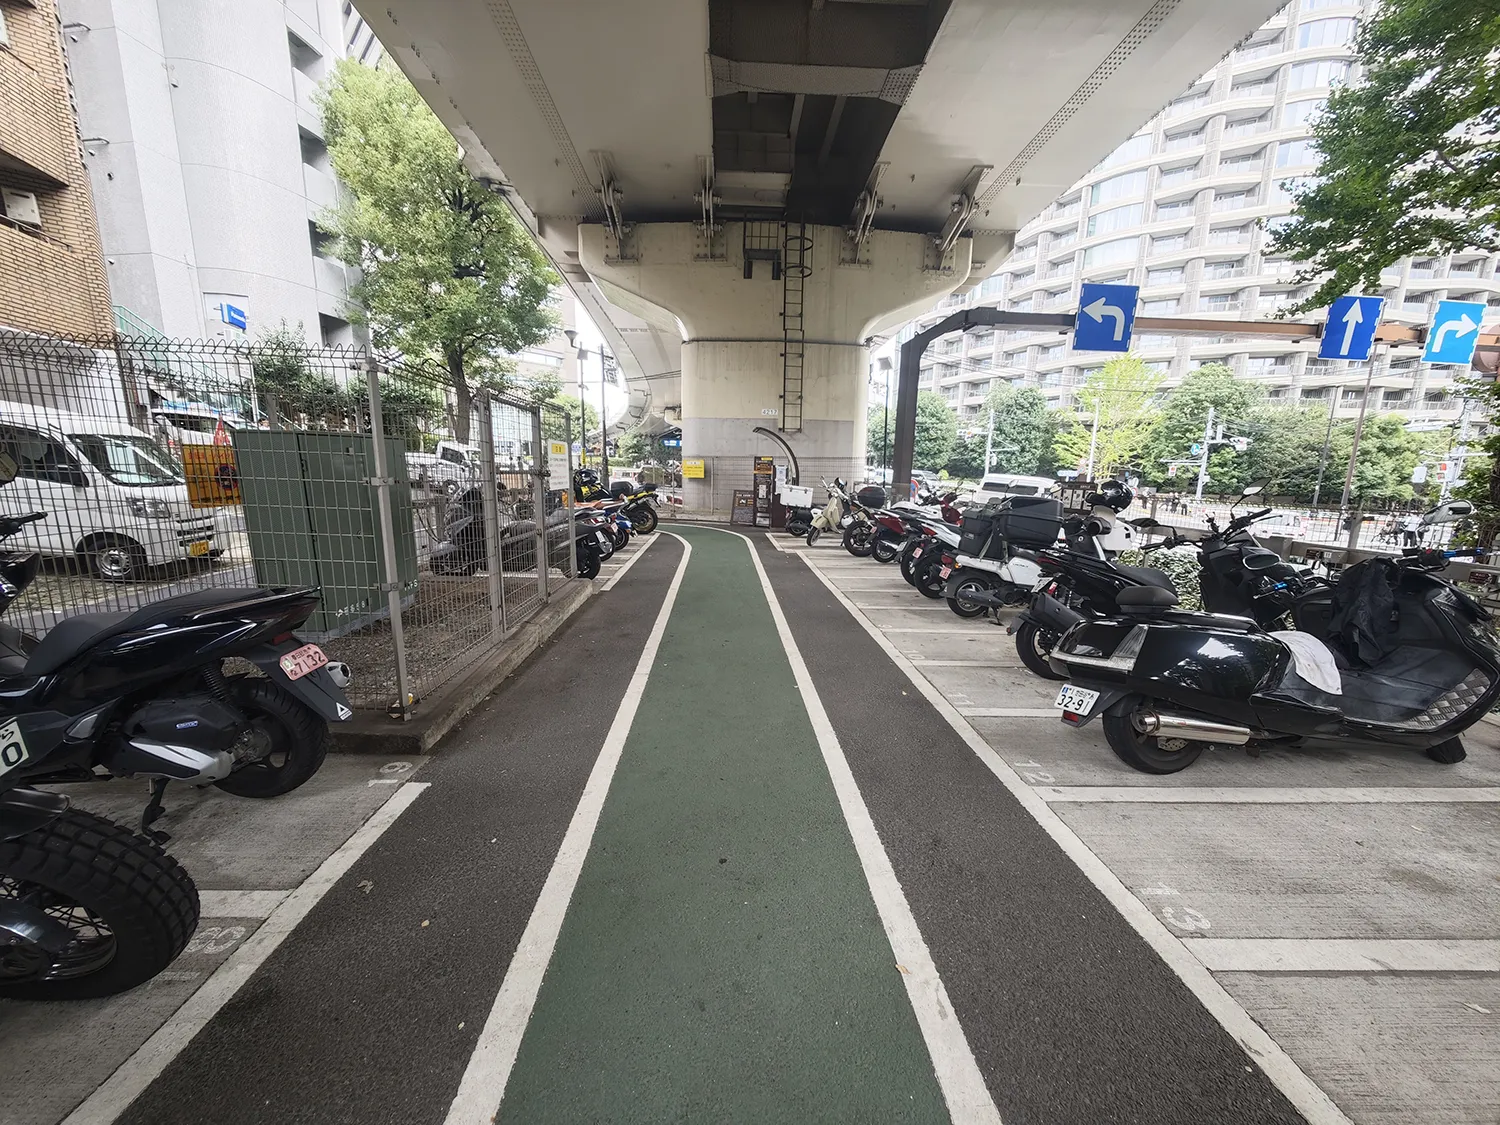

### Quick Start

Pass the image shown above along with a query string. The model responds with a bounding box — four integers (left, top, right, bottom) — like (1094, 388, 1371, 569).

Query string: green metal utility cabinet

(235, 430, 417, 638)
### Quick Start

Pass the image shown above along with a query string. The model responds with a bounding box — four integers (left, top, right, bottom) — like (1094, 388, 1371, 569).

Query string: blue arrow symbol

(1082, 295, 1127, 341)
(1339, 299, 1363, 355)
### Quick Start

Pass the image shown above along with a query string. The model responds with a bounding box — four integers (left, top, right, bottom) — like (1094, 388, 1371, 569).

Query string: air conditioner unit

(1, 188, 42, 228)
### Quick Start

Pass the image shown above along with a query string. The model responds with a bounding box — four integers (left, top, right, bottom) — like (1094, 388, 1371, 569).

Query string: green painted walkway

(499, 528, 947, 1123)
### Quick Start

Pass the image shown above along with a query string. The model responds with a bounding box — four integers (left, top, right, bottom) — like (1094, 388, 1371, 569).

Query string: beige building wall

(0, 0, 112, 338)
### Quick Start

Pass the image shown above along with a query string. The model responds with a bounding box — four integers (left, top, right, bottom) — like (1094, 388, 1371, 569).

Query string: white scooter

(805, 478, 850, 546)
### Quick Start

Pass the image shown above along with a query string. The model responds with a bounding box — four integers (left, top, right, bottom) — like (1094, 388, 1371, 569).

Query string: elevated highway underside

(360, 0, 1282, 441)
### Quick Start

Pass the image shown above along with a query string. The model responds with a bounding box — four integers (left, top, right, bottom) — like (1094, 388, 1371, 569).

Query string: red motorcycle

(871, 489, 962, 564)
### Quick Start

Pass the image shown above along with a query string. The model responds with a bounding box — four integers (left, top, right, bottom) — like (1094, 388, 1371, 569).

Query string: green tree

(1141, 364, 1264, 491)
(1055, 356, 1162, 479)
(945, 432, 987, 480)
(542, 393, 599, 446)
(867, 405, 892, 465)
(318, 60, 558, 443)
(914, 391, 958, 471)
(1328, 414, 1427, 505)
(1239, 402, 1339, 502)
(1270, 0, 1500, 313)
(981, 384, 1054, 475)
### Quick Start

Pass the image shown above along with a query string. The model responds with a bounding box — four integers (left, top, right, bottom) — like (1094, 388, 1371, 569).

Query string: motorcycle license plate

(938, 565, 951, 579)
(1032, 576, 1051, 593)
(187, 540, 210, 558)
(1054, 684, 1100, 717)
(279, 643, 329, 681)
(596, 531, 611, 547)
(912, 546, 923, 559)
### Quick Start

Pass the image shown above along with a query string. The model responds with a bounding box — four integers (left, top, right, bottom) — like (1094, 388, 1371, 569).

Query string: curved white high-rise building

(886, 0, 1499, 434)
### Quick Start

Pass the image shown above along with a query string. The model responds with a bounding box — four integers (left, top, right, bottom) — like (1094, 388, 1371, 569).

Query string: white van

(0, 401, 219, 581)
(151, 404, 242, 455)
(977, 473, 1059, 499)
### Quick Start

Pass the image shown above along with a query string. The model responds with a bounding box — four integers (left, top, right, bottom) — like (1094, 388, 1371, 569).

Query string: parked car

(977, 472, 1059, 500)
(151, 403, 242, 457)
(0, 401, 219, 581)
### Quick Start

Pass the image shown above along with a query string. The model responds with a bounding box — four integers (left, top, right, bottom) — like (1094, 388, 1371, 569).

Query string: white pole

(1195, 404, 1214, 501)
(983, 409, 995, 473)
(1084, 397, 1100, 480)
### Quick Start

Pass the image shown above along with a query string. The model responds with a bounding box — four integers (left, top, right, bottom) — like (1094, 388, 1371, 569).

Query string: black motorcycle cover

(1328, 558, 1401, 666)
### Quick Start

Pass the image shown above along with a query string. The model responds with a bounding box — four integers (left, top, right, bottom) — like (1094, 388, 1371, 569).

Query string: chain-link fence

(0, 331, 579, 716)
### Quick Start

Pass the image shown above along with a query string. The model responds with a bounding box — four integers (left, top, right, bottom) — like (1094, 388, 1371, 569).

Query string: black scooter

(1049, 530, 1497, 774)
(0, 470, 354, 998)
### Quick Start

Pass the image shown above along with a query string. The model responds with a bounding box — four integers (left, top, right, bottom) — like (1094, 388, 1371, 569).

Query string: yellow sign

(547, 440, 568, 459)
(682, 458, 705, 479)
(181, 444, 241, 508)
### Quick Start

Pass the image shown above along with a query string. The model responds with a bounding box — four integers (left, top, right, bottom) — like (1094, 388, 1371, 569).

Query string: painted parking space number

(1160, 906, 1212, 932)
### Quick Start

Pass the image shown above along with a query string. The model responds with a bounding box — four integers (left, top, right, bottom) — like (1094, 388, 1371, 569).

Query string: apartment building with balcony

(59, 0, 358, 344)
(0, 0, 113, 338)
(879, 0, 1499, 436)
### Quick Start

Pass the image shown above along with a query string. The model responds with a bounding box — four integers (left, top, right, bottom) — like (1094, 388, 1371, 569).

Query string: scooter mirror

(1240, 481, 1267, 498)
(0, 452, 15, 486)
(1242, 549, 1282, 572)
(1421, 499, 1474, 525)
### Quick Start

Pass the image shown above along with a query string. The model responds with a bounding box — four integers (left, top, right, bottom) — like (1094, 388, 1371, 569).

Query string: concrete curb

(330, 578, 596, 756)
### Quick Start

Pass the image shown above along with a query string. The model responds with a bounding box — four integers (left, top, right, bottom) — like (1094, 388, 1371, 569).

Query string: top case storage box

(855, 485, 888, 510)
(959, 496, 1063, 558)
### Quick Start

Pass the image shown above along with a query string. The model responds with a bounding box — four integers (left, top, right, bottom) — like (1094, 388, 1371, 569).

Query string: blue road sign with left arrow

(1423, 299, 1486, 365)
(1318, 295, 1383, 361)
(1073, 283, 1139, 352)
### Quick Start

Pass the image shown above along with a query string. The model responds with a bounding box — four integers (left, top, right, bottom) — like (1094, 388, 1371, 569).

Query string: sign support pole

(1339, 348, 1381, 513)
(1194, 406, 1215, 501)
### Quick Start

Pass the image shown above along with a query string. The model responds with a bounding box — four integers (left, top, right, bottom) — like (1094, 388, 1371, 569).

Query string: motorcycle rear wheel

(1015, 621, 1068, 680)
(1425, 737, 1466, 764)
(843, 523, 875, 558)
(871, 534, 899, 564)
(214, 678, 329, 798)
(1101, 698, 1205, 774)
(577, 547, 601, 580)
(915, 558, 947, 599)
(628, 506, 658, 534)
(945, 574, 993, 619)
(0, 808, 198, 1000)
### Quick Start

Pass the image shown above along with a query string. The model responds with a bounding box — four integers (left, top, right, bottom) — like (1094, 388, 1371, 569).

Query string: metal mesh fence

(0, 332, 578, 715)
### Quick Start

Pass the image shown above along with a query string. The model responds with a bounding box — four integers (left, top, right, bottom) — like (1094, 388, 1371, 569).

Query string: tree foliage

(1328, 413, 1428, 504)
(944, 432, 987, 479)
(1270, 0, 1500, 312)
(981, 384, 1054, 475)
(318, 60, 558, 442)
(541, 393, 599, 445)
(1140, 364, 1263, 490)
(867, 395, 957, 471)
(1054, 356, 1162, 478)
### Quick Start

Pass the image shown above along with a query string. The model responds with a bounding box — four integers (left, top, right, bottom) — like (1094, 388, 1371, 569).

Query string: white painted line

(852, 602, 953, 611)
(64, 781, 432, 1125)
(1037, 786, 1500, 804)
(598, 534, 657, 592)
(879, 627, 989, 634)
(800, 557, 1354, 1125)
(910, 659, 1016, 668)
(959, 708, 1058, 718)
(1188, 938, 1500, 974)
(445, 535, 694, 1125)
(721, 528, 1001, 1124)
(197, 889, 291, 919)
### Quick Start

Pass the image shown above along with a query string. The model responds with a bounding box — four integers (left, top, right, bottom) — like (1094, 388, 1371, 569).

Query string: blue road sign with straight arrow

(1073, 283, 1139, 352)
(1318, 295, 1384, 361)
(1423, 299, 1486, 366)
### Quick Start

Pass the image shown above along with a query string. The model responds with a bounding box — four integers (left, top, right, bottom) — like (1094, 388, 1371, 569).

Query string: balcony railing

(1199, 299, 1244, 313)
(1164, 132, 1207, 152)
(1158, 167, 1200, 189)
(1217, 158, 1264, 177)
(1223, 119, 1274, 139)
(1209, 229, 1255, 246)
(1408, 267, 1439, 278)
(1235, 39, 1285, 62)
(1150, 236, 1193, 253)
(1203, 265, 1251, 280)
(1227, 80, 1278, 100)
(1167, 93, 1211, 117)
(1212, 194, 1259, 212)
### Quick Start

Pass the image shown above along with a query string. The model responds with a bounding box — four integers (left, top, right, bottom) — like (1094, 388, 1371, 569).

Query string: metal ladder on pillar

(781, 223, 812, 434)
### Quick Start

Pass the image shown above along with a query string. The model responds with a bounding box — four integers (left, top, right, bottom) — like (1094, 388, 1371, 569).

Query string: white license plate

(279, 643, 329, 681)
(938, 565, 951, 578)
(1054, 684, 1100, 715)
(0, 717, 30, 777)
(596, 531, 611, 546)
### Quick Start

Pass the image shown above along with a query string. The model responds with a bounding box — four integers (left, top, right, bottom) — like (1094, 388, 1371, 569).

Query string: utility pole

(598, 348, 610, 484)
(983, 408, 995, 474)
(1084, 397, 1101, 481)
(1338, 350, 1380, 512)
(1194, 405, 1215, 501)
(1310, 390, 1338, 507)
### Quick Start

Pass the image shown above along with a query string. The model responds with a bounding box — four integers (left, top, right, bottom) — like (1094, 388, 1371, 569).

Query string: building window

(1086, 203, 1143, 236)
(308, 221, 336, 258)
(1151, 234, 1190, 253)
(1276, 138, 1320, 168)
(1298, 18, 1357, 50)
(1146, 266, 1184, 286)
(1142, 298, 1180, 314)
(1289, 59, 1350, 91)
(1089, 170, 1148, 206)
(1155, 199, 1196, 221)
(288, 32, 324, 78)
(1099, 133, 1153, 168)
(1282, 97, 1326, 127)
(1081, 237, 1139, 268)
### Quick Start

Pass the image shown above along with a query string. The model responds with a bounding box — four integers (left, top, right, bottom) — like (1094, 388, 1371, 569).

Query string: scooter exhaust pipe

(1131, 711, 1252, 745)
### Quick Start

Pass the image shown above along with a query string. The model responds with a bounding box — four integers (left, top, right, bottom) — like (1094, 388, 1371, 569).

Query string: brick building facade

(0, 0, 112, 338)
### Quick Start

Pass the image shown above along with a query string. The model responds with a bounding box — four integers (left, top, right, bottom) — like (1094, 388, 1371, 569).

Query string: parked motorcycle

(575, 508, 615, 579)
(574, 469, 659, 534)
(806, 478, 849, 547)
(873, 489, 961, 563)
(1049, 505, 1493, 774)
(841, 485, 890, 557)
(938, 494, 1062, 618)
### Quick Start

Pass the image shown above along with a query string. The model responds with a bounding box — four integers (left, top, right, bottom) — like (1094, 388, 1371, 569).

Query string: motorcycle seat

(25, 588, 272, 676)
(1114, 564, 1177, 592)
(1116, 586, 1179, 609)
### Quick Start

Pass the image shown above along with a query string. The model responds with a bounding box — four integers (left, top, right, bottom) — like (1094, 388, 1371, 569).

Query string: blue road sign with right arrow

(1318, 295, 1384, 361)
(1423, 299, 1486, 366)
(1073, 283, 1139, 352)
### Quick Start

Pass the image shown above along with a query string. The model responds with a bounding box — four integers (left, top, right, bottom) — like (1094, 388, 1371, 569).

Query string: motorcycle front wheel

(0, 807, 198, 1000)
(577, 546, 601, 580)
(215, 678, 329, 798)
(806, 527, 822, 547)
(1015, 621, 1068, 680)
(612, 526, 631, 551)
(1101, 697, 1205, 775)
(843, 523, 875, 558)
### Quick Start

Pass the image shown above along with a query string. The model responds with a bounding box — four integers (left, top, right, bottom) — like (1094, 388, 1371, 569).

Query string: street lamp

(562, 328, 586, 471)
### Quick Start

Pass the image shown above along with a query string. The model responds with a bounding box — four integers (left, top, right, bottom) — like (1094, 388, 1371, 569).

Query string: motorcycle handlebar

(0, 511, 46, 536)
